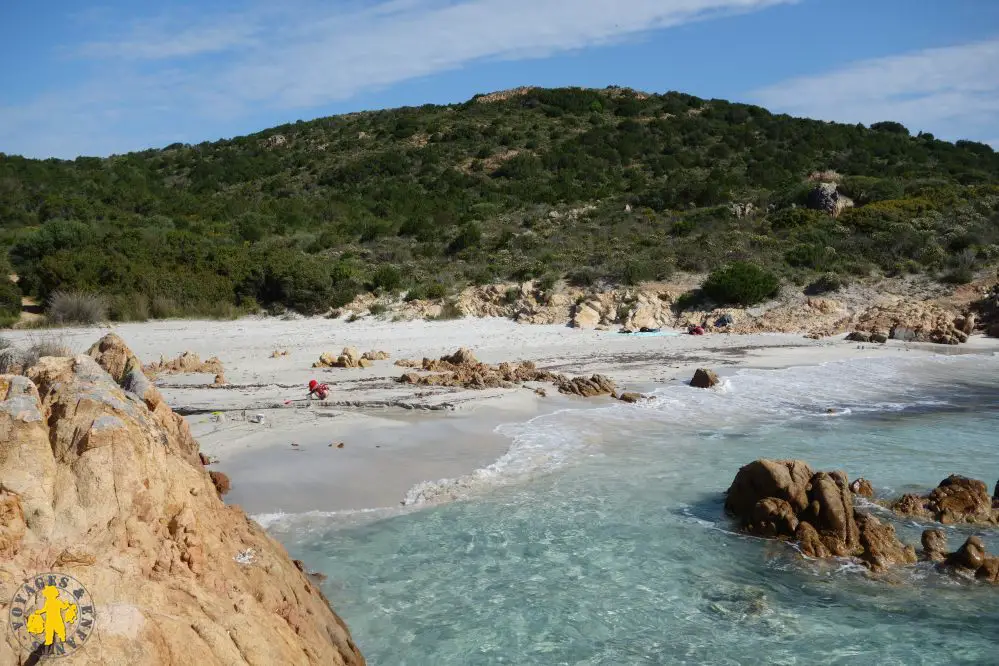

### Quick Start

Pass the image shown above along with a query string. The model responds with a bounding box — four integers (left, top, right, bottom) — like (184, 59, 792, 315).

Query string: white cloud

(750, 37, 999, 146)
(3, 0, 793, 157)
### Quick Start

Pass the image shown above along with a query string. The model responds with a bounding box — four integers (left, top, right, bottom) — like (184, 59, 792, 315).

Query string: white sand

(8, 316, 998, 515)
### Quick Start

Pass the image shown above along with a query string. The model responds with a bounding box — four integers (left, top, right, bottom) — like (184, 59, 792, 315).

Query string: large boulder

(725, 459, 916, 572)
(891, 475, 997, 525)
(725, 460, 815, 523)
(855, 513, 916, 572)
(690, 368, 720, 389)
(1, 343, 365, 665)
(946, 536, 987, 571)
(806, 182, 854, 217)
(570, 301, 603, 329)
(799, 471, 859, 557)
(921, 529, 948, 562)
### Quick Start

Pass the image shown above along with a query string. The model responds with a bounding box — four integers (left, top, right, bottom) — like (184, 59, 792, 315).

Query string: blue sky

(2, 0, 998, 159)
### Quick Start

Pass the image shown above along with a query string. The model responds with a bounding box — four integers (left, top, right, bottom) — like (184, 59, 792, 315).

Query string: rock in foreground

(0, 335, 365, 665)
(725, 459, 916, 572)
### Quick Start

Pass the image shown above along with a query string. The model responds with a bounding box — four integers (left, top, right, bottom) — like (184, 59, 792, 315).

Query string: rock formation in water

(0, 333, 365, 665)
(921, 531, 999, 584)
(689, 368, 720, 388)
(724, 459, 916, 572)
(850, 478, 876, 498)
(891, 475, 998, 525)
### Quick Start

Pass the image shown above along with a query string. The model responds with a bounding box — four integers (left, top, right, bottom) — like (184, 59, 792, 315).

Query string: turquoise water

(271, 355, 999, 665)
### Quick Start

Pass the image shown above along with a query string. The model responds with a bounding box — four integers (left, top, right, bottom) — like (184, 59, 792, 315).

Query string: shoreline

(6, 316, 998, 519)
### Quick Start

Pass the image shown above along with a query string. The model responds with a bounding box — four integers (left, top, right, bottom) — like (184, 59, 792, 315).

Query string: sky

(1, 0, 998, 159)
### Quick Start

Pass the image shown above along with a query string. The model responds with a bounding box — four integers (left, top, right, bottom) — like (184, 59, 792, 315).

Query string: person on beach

(308, 379, 330, 400)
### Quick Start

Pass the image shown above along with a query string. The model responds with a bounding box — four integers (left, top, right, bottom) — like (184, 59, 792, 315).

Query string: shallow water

(271, 354, 999, 665)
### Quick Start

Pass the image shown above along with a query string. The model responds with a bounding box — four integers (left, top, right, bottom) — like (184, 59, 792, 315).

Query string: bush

(770, 208, 823, 230)
(701, 262, 780, 306)
(369, 303, 389, 316)
(108, 293, 150, 322)
(24, 335, 73, 366)
(0, 280, 20, 319)
(150, 296, 179, 319)
(447, 223, 482, 255)
(621, 261, 656, 285)
(567, 268, 597, 287)
(430, 300, 464, 320)
(537, 274, 557, 292)
(48, 291, 107, 326)
(370, 265, 403, 293)
(804, 272, 847, 295)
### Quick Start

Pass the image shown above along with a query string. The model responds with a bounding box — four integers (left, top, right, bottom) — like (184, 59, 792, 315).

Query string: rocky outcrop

(555, 374, 616, 398)
(394, 348, 617, 397)
(143, 350, 225, 377)
(924, 532, 999, 584)
(314, 347, 375, 369)
(850, 478, 875, 498)
(806, 182, 854, 217)
(690, 368, 719, 388)
(853, 301, 968, 345)
(921, 528, 948, 562)
(891, 475, 998, 525)
(87, 334, 201, 466)
(725, 459, 916, 572)
(361, 350, 390, 361)
(0, 338, 365, 665)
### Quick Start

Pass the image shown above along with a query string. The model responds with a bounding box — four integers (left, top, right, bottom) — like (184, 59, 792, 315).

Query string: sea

(264, 353, 999, 666)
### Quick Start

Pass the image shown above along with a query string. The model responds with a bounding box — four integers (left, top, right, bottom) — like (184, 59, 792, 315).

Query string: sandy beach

(9, 316, 998, 516)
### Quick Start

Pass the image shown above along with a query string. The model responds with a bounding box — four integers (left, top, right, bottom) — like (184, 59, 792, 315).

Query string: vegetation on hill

(1, 86, 998, 320)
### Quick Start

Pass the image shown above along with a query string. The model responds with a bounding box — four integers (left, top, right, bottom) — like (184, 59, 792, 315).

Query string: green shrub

(567, 268, 597, 287)
(447, 223, 482, 255)
(405, 281, 448, 302)
(369, 303, 389, 316)
(804, 272, 847, 295)
(108, 293, 150, 322)
(504, 286, 521, 304)
(370, 265, 403, 292)
(537, 274, 557, 292)
(621, 261, 655, 285)
(770, 208, 823, 230)
(0, 280, 20, 319)
(150, 296, 179, 319)
(48, 291, 107, 326)
(701, 262, 780, 306)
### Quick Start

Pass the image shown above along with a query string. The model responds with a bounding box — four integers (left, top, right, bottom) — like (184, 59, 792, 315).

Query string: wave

(399, 354, 999, 506)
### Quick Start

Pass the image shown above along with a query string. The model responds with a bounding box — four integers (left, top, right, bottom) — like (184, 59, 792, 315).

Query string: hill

(1, 86, 998, 323)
